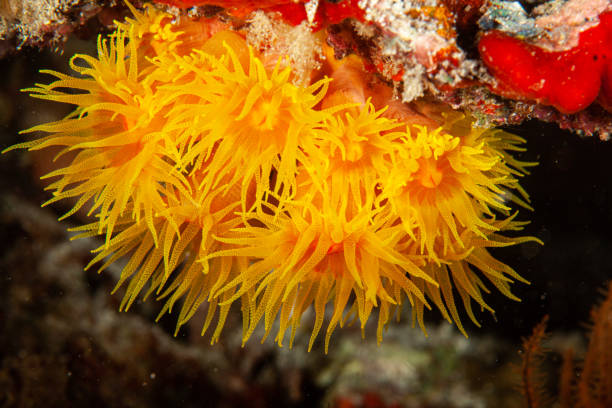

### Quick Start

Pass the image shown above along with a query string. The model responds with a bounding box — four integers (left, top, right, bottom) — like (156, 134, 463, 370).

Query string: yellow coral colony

(6, 4, 541, 351)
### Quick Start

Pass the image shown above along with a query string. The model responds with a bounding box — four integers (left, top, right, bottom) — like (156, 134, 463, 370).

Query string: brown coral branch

(576, 281, 612, 408)
(519, 315, 550, 408)
(558, 348, 574, 408)
(520, 282, 612, 408)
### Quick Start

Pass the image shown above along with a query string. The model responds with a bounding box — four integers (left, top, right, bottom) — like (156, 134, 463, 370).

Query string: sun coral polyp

(310, 102, 402, 211)
(208, 199, 432, 352)
(8, 21, 190, 245)
(409, 216, 534, 336)
(377, 114, 540, 335)
(73, 169, 251, 342)
(166, 43, 331, 210)
(382, 116, 535, 263)
(6, 2, 541, 351)
(479, 11, 612, 113)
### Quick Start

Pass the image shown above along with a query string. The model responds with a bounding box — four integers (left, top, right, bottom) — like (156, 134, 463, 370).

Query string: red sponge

(479, 11, 611, 113)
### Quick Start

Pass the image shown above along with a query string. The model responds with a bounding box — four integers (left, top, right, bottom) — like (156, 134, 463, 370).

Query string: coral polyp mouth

(5, 2, 541, 351)
(415, 159, 445, 189)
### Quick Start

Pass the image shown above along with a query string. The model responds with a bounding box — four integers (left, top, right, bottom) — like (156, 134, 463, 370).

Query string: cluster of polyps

(6, 4, 540, 352)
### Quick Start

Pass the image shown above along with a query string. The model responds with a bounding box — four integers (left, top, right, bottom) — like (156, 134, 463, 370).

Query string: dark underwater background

(1, 37, 611, 408)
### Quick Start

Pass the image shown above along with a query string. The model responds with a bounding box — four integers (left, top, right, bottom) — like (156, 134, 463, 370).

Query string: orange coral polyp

(209, 200, 433, 351)
(8, 7, 210, 245)
(155, 40, 332, 210)
(308, 102, 402, 213)
(404, 217, 536, 336)
(71, 168, 249, 341)
(382, 121, 531, 262)
(416, 159, 444, 188)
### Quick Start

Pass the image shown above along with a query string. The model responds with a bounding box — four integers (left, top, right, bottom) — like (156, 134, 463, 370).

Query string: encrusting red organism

(268, 0, 365, 29)
(154, 0, 365, 29)
(153, 0, 291, 18)
(479, 11, 612, 113)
